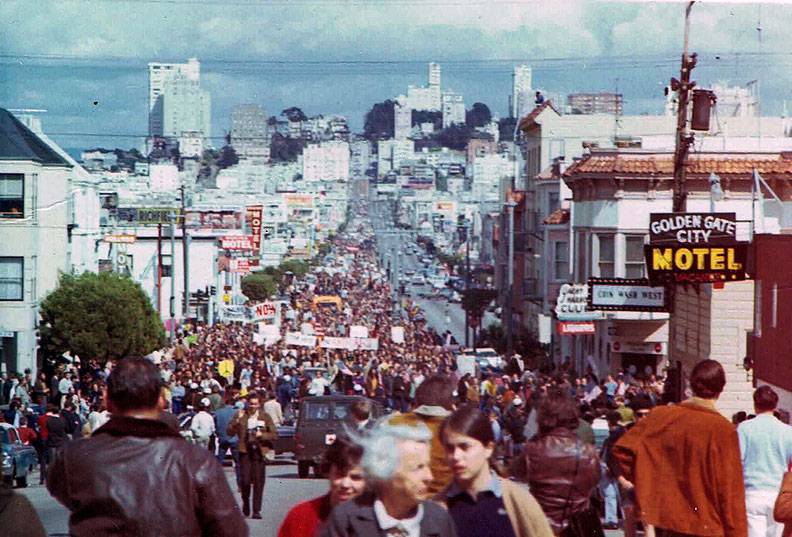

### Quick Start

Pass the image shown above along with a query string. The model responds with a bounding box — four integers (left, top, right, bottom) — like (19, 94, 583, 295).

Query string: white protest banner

(257, 323, 281, 346)
(250, 301, 279, 323)
(354, 338, 379, 351)
(320, 337, 353, 350)
(301, 322, 315, 335)
(285, 332, 316, 347)
(390, 326, 405, 344)
(456, 355, 476, 377)
(349, 325, 369, 339)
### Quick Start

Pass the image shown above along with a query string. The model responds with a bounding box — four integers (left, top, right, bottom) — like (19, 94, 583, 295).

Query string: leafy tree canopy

(241, 273, 277, 303)
(39, 272, 165, 363)
(217, 145, 239, 169)
(461, 288, 498, 324)
(363, 100, 395, 141)
(411, 110, 442, 130)
(270, 133, 306, 162)
(465, 102, 492, 128)
(498, 116, 518, 142)
(436, 124, 474, 151)
(282, 107, 308, 122)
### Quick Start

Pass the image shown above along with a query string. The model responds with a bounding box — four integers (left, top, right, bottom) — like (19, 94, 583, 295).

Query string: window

(598, 235, 615, 277)
(0, 174, 23, 218)
(0, 258, 23, 301)
(548, 192, 560, 214)
(626, 236, 646, 278)
(554, 241, 569, 280)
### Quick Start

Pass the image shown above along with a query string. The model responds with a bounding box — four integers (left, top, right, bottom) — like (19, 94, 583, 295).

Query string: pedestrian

(775, 469, 792, 537)
(320, 422, 458, 537)
(264, 390, 284, 427)
(278, 436, 366, 537)
(389, 374, 456, 495)
(45, 405, 68, 464)
(214, 398, 241, 487)
(62, 401, 83, 440)
(611, 359, 748, 537)
(518, 389, 603, 536)
(436, 405, 554, 537)
(190, 398, 216, 449)
(46, 356, 247, 536)
(227, 394, 278, 519)
(738, 386, 792, 537)
(16, 416, 37, 446)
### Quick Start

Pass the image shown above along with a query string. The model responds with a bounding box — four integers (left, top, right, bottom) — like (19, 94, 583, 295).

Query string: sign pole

(169, 211, 176, 342)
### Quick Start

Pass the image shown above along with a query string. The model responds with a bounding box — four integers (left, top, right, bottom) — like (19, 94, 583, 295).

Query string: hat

(283, 374, 292, 381)
(190, 383, 199, 390)
(616, 406, 635, 427)
(203, 387, 211, 394)
(353, 384, 364, 392)
(200, 397, 211, 408)
(513, 397, 523, 406)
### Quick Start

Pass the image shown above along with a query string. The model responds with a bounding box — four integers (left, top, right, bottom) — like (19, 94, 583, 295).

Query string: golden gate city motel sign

(645, 212, 749, 283)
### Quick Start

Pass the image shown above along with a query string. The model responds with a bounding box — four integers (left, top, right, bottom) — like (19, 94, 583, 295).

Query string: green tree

(363, 100, 395, 141)
(39, 272, 165, 363)
(282, 107, 308, 122)
(217, 145, 239, 169)
(461, 288, 497, 326)
(498, 116, 518, 141)
(279, 259, 310, 277)
(411, 110, 442, 130)
(437, 124, 474, 151)
(241, 273, 277, 303)
(270, 133, 306, 162)
(465, 102, 492, 128)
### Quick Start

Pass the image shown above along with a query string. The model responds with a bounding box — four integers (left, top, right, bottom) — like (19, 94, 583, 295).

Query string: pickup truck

(294, 395, 384, 478)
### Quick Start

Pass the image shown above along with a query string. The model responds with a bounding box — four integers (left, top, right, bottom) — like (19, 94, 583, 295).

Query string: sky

(2, 0, 792, 152)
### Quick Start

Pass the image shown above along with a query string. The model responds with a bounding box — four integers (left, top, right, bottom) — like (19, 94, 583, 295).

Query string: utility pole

(506, 200, 516, 357)
(179, 185, 190, 320)
(672, 1, 697, 213)
(169, 211, 176, 342)
(157, 222, 163, 316)
(464, 221, 471, 348)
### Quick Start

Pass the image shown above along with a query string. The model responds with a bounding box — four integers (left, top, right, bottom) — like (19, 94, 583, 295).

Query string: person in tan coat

(612, 359, 747, 537)
(775, 470, 792, 537)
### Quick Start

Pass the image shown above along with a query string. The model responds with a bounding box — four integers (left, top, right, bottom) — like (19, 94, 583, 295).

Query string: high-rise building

(512, 65, 533, 118)
(230, 104, 270, 163)
(406, 62, 442, 111)
(442, 92, 465, 128)
(394, 95, 412, 139)
(429, 62, 441, 88)
(567, 92, 623, 115)
(302, 141, 350, 182)
(148, 58, 211, 142)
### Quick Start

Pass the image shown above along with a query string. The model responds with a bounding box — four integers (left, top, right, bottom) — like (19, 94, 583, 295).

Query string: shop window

(0, 174, 23, 218)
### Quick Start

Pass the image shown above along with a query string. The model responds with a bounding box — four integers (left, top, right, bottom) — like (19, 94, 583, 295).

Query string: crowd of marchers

(1, 210, 791, 537)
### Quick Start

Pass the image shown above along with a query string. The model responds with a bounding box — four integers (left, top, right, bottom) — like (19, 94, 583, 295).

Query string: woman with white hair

(320, 422, 458, 537)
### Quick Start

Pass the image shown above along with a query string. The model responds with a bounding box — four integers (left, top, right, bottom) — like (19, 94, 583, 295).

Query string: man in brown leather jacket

(227, 393, 278, 519)
(47, 357, 247, 537)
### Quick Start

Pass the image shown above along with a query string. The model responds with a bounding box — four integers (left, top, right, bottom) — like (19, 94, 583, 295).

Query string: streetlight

(505, 199, 517, 358)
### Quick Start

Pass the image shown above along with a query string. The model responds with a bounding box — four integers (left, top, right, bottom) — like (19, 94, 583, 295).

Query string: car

(1, 423, 37, 488)
(403, 269, 415, 277)
(294, 395, 384, 478)
(475, 348, 504, 371)
(411, 275, 426, 286)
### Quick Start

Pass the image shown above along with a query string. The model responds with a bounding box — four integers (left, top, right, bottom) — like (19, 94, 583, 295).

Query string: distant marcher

(47, 356, 247, 537)
(738, 386, 792, 537)
(612, 359, 747, 537)
(190, 398, 216, 449)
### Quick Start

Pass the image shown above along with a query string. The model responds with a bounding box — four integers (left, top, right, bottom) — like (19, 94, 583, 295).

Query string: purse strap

(559, 437, 582, 527)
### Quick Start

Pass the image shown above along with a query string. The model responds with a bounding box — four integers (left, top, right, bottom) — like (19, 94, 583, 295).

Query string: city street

(18, 460, 326, 536)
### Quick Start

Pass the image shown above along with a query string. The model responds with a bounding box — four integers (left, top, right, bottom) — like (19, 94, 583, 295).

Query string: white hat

(200, 398, 211, 407)
(283, 374, 292, 381)
(202, 387, 211, 394)
(513, 397, 523, 406)
(190, 383, 199, 390)
(353, 384, 363, 392)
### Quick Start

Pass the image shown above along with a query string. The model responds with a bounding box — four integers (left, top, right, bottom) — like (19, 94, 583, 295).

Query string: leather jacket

(47, 416, 247, 537)
(522, 428, 601, 533)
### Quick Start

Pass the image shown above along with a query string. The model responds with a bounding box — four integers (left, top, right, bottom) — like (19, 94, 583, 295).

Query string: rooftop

(564, 149, 792, 178)
(517, 100, 559, 131)
(0, 109, 70, 166)
(544, 208, 570, 225)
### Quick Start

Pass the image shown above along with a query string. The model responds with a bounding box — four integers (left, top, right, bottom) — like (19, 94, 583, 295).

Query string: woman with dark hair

(436, 405, 554, 537)
(278, 436, 366, 537)
(520, 391, 603, 537)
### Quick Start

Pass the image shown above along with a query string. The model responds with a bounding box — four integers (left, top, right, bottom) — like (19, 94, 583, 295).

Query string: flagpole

(751, 168, 757, 239)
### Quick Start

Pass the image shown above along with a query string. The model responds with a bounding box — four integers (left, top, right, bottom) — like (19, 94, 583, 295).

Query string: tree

(241, 273, 277, 303)
(363, 100, 395, 141)
(39, 272, 165, 363)
(270, 133, 306, 162)
(437, 124, 474, 151)
(461, 288, 497, 326)
(217, 145, 239, 169)
(465, 102, 492, 128)
(279, 259, 310, 277)
(498, 116, 518, 141)
(282, 107, 308, 122)
(411, 110, 442, 130)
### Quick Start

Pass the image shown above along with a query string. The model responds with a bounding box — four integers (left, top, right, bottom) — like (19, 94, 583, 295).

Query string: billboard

(645, 244, 749, 283)
(184, 210, 243, 234)
(649, 213, 737, 245)
(117, 207, 179, 225)
(588, 278, 669, 312)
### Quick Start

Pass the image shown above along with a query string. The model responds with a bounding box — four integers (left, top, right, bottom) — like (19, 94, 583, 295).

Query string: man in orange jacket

(612, 359, 747, 537)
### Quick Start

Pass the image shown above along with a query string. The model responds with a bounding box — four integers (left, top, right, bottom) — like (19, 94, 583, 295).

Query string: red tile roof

(517, 100, 559, 131)
(564, 151, 792, 178)
(544, 208, 570, 225)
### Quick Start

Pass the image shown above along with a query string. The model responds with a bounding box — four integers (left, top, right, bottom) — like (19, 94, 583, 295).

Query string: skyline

(2, 0, 791, 150)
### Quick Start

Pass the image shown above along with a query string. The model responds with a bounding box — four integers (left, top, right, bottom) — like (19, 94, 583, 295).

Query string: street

(18, 459, 326, 537)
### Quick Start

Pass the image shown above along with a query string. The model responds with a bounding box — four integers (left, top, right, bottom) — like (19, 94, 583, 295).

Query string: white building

(394, 95, 412, 140)
(230, 104, 270, 163)
(0, 109, 72, 376)
(472, 153, 513, 201)
(148, 58, 211, 142)
(442, 92, 466, 128)
(378, 139, 415, 176)
(350, 140, 371, 180)
(512, 65, 533, 119)
(149, 164, 180, 192)
(302, 141, 350, 182)
(406, 62, 442, 112)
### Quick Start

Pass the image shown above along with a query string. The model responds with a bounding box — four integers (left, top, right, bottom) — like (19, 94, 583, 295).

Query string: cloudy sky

(2, 0, 791, 151)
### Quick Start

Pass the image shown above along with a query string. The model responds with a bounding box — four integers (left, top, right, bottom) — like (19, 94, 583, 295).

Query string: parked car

(1, 423, 37, 488)
(411, 275, 426, 286)
(475, 348, 504, 371)
(294, 395, 384, 478)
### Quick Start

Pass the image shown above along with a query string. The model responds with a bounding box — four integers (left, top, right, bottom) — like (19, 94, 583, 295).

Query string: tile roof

(517, 100, 559, 131)
(564, 151, 792, 178)
(544, 208, 570, 225)
(0, 109, 70, 166)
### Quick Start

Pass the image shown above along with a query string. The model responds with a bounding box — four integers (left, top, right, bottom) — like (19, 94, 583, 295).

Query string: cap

(190, 383, 199, 390)
(203, 387, 211, 394)
(513, 398, 523, 406)
(200, 397, 211, 408)
(283, 374, 292, 381)
(353, 384, 363, 392)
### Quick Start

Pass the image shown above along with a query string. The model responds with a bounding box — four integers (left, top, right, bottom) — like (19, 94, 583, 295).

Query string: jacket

(611, 398, 747, 537)
(389, 406, 453, 495)
(775, 472, 792, 537)
(522, 428, 601, 533)
(46, 416, 247, 537)
(434, 477, 554, 537)
(226, 409, 278, 455)
(0, 487, 47, 537)
(319, 492, 458, 537)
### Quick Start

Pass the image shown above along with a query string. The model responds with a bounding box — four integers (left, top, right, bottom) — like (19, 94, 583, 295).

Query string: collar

(446, 471, 502, 500)
(92, 416, 182, 438)
(413, 405, 451, 418)
(373, 499, 424, 534)
(682, 397, 719, 413)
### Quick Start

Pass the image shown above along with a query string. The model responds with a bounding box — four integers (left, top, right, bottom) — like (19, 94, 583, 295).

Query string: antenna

(7, 108, 48, 113)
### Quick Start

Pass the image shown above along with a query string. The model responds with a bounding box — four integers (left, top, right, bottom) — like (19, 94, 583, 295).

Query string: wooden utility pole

(672, 1, 697, 213)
